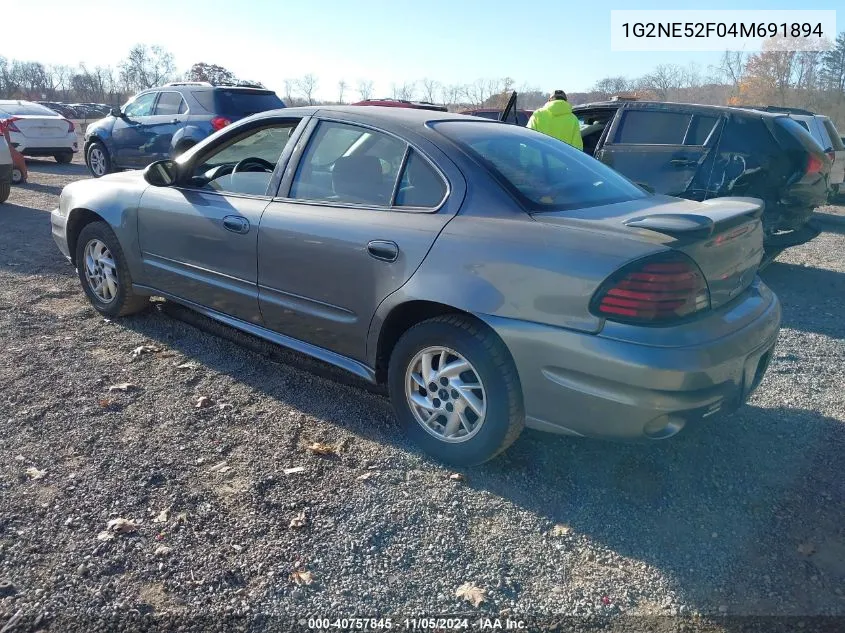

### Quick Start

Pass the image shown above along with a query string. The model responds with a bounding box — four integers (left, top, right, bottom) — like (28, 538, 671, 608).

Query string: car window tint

(615, 110, 691, 145)
(719, 116, 777, 155)
(794, 119, 810, 132)
(154, 92, 186, 116)
(684, 115, 719, 145)
(821, 119, 844, 150)
(123, 93, 157, 118)
(395, 150, 447, 208)
(188, 124, 296, 196)
(434, 120, 647, 211)
(289, 121, 406, 206)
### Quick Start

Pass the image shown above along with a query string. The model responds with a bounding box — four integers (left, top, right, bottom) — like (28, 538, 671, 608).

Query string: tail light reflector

(64, 119, 75, 133)
(4, 117, 22, 133)
(211, 116, 231, 131)
(590, 252, 711, 325)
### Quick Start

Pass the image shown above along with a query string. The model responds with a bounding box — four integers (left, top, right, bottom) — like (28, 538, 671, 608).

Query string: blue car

(84, 81, 285, 177)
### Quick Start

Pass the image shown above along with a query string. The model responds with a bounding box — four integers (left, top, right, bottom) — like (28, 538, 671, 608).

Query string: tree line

(1, 34, 843, 126)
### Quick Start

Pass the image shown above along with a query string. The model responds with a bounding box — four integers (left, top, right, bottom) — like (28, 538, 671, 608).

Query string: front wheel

(75, 221, 149, 317)
(86, 141, 111, 178)
(11, 167, 24, 184)
(388, 315, 524, 466)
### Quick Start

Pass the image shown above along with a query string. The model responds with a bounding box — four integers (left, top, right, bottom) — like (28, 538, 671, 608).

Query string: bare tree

(441, 84, 464, 108)
(119, 44, 175, 92)
(357, 79, 374, 101)
(283, 79, 295, 104)
(296, 74, 319, 105)
(593, 76, 629, 97)
(337, 79, 347, 104)
(420, 77, 441, 103)
(637, 63, 683, 100)
(185, 62, 236, 85)
(391, 81, 416, 101)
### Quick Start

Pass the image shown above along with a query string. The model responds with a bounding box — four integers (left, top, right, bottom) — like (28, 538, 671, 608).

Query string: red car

(351, 98, 448, 112)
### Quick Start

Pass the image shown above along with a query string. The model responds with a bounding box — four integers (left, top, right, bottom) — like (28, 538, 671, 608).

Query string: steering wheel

(232, 157, 275, 175)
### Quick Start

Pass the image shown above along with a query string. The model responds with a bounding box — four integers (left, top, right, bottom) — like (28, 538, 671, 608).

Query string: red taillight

(64, 119, 75, 133)
(4, 117, 21, 133)
(806, 154, 824, 175)
(591, 253, 711, 324)
(211, 116, 231, 131)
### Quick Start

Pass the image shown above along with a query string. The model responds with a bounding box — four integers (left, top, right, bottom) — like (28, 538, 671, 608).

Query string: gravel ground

(1, 157, 844, 632)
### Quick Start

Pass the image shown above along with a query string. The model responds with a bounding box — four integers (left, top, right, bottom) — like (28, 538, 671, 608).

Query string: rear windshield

(194, 89, 284, 117)
(0, 102, 60, 116)
(821, 119, 845, 151)
(434, 120, 648, 211)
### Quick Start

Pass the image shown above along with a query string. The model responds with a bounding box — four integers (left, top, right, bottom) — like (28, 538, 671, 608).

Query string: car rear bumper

(480, 279, 782, 440)
(12, 134, 78, 154)
(51, 208, 72, 260)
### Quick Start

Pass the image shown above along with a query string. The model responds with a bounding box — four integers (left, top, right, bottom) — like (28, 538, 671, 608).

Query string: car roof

(255, 105, 466, 124)
(572, 100, 787, 118)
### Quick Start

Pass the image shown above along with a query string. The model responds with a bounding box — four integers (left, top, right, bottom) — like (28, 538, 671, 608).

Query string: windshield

(0, 102, 60, 116)
(434, 120, 647, 211)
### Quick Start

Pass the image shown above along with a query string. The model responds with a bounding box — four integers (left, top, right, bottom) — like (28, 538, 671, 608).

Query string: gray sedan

(51, 106, 782, 465)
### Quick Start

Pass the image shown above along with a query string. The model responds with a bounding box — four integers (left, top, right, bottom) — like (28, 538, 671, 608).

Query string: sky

(2, 0, 840, 101)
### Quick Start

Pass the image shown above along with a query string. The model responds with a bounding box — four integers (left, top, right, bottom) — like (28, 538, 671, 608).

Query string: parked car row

(37, 101, 111, 120)
(0, 100, 79, 164)
(52, 105, 781, 465)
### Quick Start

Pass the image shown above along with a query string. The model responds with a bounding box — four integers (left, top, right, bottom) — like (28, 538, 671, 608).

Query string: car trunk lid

(533, 195, 765, 310)
(12, 116, 69, 139)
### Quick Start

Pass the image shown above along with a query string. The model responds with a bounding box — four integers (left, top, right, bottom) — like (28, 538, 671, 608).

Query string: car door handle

(367, 240, 399, 262)
(670, 158, 696, 167)
(222, 215, 250, 234)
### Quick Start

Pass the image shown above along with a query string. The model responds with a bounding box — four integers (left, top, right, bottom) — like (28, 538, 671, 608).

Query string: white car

(0, 100, 78, 164)
(0, 129, 11, 203)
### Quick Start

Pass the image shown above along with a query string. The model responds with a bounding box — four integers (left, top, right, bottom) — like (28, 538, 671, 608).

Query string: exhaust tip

(643, 415, 686, 440)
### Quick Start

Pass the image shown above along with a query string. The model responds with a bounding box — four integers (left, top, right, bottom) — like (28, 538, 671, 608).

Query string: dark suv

(574, 101, 831, 254)
(83, 82, 285, 177)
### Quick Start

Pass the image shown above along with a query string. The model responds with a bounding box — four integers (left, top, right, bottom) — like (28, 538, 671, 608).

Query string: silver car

(51, 106, 782, 465)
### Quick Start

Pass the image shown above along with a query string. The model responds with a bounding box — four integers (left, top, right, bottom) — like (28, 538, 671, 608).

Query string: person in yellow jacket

(526, 90, 583, 151)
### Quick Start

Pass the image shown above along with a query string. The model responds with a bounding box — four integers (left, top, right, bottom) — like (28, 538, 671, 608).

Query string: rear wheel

(388, 315, 524, 466)
(86, 141, 111, 178)
(75, 221, 149, 317)
(11, 167, 24, 184)
(54, 151, 74, 164)
(0, 182, 9, 203)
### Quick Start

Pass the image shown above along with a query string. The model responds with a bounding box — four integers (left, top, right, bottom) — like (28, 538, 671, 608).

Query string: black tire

(0, 181, 9, 204)
(54, 152, 74, 164)
(86, 141, 112, 178)
(75, 221, 149, 317)
(388, 315, 524, 466)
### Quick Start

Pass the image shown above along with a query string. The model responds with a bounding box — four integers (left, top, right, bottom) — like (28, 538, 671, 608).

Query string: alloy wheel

(83, 239, 118, 303)
(89, 147, 106, 176)
(405, 346, 487, 443)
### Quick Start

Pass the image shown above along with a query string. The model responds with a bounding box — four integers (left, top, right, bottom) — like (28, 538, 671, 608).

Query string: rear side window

(395, 151, 447, 208)
(154, 92, 187, 116)
(434, 120, 647, 211)
(684, 115, 720, 145)
(718, 116, 778, 154)
(614, 110, 691, 144)
(194, 89, 284, 117)
(821, 119, 845, 151)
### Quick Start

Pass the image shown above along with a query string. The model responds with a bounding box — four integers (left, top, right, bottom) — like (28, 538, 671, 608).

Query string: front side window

(185, 123, 297, 196)
(123, 92, 157, 118)
(434, 120, 647, 211)
(289, 121, 407, 206)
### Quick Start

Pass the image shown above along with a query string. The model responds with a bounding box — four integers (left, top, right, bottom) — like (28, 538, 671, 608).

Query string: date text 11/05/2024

(306, 617, 528, 630)
(621, 22, 824, 39)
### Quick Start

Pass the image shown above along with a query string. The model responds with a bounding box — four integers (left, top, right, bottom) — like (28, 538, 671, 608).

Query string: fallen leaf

(108, 382, 136, 392)
(551, 524, 572, 537)
(283, 466, 306, 475)
(153, 508, 169, 524)
(357, 472, 373, 481)
(449, 473, 465, 482)
(131, 345, 159, 360)
(307, 442, 338, 456)
(208, 461, 230, 474)
(176, 362, 198, 370)
(25, 467, 46, 480)
(290, 570, 314, 585)
(289, 511, 307, 529)
(456, 582, 486, 607)
(98, 399, 112, 408)
(797, 542, 816, 556)
(154, 545, 173, 557)
(195, 396, 212, 409)
(106, 517, 137, 534)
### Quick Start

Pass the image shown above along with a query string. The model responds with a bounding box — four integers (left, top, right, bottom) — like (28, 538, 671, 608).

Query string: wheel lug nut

(451, 389, 460, 400)
(445, 403, 454, 413)
(432, 398, 441, 408)
(429, 382, 437, 392)
(440, 377, 449, 386)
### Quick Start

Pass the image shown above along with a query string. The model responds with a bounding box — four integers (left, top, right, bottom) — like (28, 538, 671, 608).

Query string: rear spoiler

(624, 197, 764, 239)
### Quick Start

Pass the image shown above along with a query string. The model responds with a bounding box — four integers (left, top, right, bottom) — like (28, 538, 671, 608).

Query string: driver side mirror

(110, 107, 123, 118)
(144, 159, 179, 187)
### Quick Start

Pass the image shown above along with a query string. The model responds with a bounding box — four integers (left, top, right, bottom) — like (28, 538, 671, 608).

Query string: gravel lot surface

(1, 156, 844, 632)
